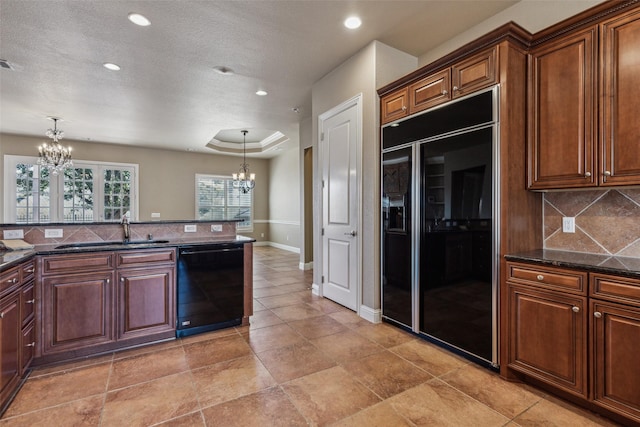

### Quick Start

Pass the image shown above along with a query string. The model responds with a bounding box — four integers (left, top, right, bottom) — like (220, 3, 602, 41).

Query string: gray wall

(267, 143, 301, 249)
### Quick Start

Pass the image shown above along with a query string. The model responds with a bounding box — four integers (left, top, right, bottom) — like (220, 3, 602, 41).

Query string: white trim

(253, 219, 300, 226)
(299, 261, 313, 270)
(359, 305, 381, 324)
(268, 241, 300, 253)
(311, 283, 321, 296)
(253, 241, 270, 247)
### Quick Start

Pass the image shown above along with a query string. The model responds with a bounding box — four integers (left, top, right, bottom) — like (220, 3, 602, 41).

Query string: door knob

(344, 230, 357, 237)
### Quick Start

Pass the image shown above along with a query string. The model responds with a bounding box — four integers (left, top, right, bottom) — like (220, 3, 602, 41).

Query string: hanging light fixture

(232, 130, 256, 193)
(37, 117, 72, 175)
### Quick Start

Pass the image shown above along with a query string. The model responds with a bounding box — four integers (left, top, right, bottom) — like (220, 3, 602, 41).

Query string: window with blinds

(196, 174, 252, 230)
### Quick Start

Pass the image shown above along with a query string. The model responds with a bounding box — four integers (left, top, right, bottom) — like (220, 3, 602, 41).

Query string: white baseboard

(359, 305, 381, 324)
(311, 283, 321, 296)
(299, 261, 313, 270)
(253, 241, 270, 247)
(253, 241, 300, 254)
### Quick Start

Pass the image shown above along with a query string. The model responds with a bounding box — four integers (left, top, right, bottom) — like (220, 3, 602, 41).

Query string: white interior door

(320, 98, 360, 311)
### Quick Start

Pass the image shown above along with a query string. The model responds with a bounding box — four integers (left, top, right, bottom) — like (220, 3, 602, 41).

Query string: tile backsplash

(544, 189, 640, 258)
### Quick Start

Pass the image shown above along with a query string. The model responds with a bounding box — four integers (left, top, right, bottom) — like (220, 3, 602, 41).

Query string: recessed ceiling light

(128, 13, 151, 26)
(344, 16, 362, 29)
(103, 62, 121, 71)
(213, 66, 235, 75)
(256, 90, 268, 96)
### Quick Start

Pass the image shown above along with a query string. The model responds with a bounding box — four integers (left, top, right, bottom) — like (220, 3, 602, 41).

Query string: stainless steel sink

(55, 240, 169, 250)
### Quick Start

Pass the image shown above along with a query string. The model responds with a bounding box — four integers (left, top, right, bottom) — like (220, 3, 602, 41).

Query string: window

(196, 174, 252, 230)
(4, 155, 138, 223)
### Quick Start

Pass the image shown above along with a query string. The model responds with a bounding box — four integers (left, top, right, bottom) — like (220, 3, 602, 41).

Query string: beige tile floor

(0, 246, 621, 426)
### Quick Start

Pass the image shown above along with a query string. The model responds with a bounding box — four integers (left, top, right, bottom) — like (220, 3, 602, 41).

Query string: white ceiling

(0, 0, 519, 158)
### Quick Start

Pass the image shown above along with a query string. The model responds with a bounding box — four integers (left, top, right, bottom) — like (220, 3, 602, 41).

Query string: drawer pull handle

(25, 268, 35, 273)
(536, 275, 544, 281)
(26, 299, 35, 304)
(594, 311, 602, 319)
(0, 312, 3, 319)
(26, 342, 36, 347)
(572, 306, 580, 313)
(7, 278, 18, 284)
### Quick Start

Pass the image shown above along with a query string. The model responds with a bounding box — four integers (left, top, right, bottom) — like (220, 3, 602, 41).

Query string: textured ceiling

(0, 0, 519, 158)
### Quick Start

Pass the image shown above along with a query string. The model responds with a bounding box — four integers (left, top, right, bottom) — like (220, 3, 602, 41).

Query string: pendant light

(37, 117, 72, 175)
(232, 130, 255, 193)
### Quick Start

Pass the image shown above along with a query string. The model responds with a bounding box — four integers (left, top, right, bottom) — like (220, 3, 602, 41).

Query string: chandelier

(232, 130, 255, 193)
(37, 117, 72, 175)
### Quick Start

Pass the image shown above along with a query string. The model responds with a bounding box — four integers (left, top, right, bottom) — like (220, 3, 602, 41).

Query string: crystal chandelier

(37, 117, 72, 175)
(232, 130, 256, 193)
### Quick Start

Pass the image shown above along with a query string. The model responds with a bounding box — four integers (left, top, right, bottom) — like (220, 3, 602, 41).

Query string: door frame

(315, 93, 363, 313)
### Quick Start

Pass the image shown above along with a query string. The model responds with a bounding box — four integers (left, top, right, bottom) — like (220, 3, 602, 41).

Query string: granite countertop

(0, 235, 255, 272)
(505, 249, 640, 279)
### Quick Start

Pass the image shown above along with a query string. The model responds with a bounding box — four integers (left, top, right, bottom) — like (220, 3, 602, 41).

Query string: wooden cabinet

(600, 8, 640, 187)
(0, 289, 20, 409)
(528, 5, 640, 189)
(507, 262, 640, 425)
(507, 263, 588, 398)
(527, 28, 597, 189)
(381, 47, 498, 124)
(38, 248, 176, 361)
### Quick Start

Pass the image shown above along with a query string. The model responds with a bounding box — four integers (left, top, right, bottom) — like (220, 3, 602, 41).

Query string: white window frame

(4, 155, 139, 223)
(195, 174, 253, 232)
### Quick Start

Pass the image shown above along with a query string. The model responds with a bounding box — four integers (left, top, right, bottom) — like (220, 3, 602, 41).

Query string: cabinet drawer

(591, 273, 640, 305)
(507, 262, 587, 294)
(20, 260, 35, 283)
(0, 266, 20, 296)
(21, 282, 35, 326)
(116, 248, 176, 268)
(41, 253, 114, 275)
(452, 47, 497, 97)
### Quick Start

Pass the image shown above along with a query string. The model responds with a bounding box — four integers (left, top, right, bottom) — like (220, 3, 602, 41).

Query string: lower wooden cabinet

(507, 262, 640, 425)
(117, 266, 175, 340)
(508, 284, 588, 398)
(0, 289, 21, 408)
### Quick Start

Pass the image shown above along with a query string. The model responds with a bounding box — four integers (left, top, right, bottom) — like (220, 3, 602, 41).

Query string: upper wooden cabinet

(381, 47, 498, 124)
(527, 28, 597, 190)
(528, 3, 640, 190)
(600, 8, 640, 187)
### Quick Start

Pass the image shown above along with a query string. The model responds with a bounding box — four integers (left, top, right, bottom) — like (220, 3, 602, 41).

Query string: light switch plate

(151, 212, 161, 218)
(45, 229, 64, 238)
(184, 224, 197, 232)
(562, 217, 575, 233)
(3, 229, 24, 239)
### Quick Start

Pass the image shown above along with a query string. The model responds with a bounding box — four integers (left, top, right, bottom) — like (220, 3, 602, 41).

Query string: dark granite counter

(505, 249, 640, 279)
(0, 235, 254, 272)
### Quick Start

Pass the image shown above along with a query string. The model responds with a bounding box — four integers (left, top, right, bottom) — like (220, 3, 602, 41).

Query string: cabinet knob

(594, 311, 602, 318)
(584, 172, 591, 178)
(0, 312, 3, 319)
(121, 277, 125, 282)
(442, 90, 448, 95)
(26, 299, 35, 304)
(26, 342, 36, 347)
(572, 306, 580, 313)
(401, 105, 407, 111)
(604, 171, 611, 176)
(106, 279, 110, 284)
(536, 274, 544, 281)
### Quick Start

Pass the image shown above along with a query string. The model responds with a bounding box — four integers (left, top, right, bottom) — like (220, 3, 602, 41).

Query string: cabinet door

(0, 291, 21, 404)
(508, 284, 588, 398)
(527, 28, 597, 189)
(42, 272, 115, 354)
(451, 47, 497, 98)
(20, 320, 35, 376)
(591, 300, 640, 422)
(381, 87, 409, 125)
(600, 10, 640, 186)
(117, 267, 175, 340)
(408, 69, 451, 114)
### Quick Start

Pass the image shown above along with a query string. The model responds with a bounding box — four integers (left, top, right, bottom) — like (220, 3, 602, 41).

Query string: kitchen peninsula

(0, 219, 254, 414)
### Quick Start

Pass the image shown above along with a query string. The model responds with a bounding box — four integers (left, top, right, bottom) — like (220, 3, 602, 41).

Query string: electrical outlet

(3, 229, 24, 239)
(151, 213, 161, 218)
(562, 217, 575, 233)
(261, 233, 264, 238)
(44, 229, 63, 238)
(211, 224, 223, 232)
(184, 224, 197, 232)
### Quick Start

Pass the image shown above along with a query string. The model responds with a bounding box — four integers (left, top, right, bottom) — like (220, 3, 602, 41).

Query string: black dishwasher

(176, 243, 244, 337)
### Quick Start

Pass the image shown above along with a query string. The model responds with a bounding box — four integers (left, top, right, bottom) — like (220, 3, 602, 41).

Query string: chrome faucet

(121, 215, 130, 242)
